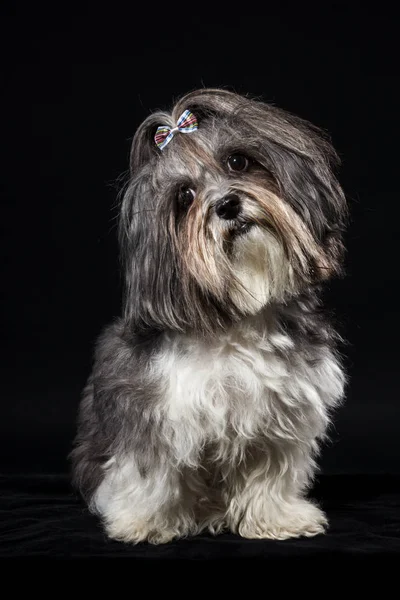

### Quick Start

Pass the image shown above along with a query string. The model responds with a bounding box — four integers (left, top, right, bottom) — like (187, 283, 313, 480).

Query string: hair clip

(155, 110, 198, 150)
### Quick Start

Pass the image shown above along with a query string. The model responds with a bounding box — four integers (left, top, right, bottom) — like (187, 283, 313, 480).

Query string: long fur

(70, 88, 348, 543)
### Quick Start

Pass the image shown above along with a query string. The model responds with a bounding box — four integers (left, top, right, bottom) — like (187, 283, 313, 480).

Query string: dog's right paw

(106, 521, 175, 545)
(105, 516, 196, 545)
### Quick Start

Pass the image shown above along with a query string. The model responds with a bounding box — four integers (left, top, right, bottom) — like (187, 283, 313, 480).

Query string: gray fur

(70, 88, 348, 543)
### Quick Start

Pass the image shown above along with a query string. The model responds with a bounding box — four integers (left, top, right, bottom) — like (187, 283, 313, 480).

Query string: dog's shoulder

(93, 317, 164, 369)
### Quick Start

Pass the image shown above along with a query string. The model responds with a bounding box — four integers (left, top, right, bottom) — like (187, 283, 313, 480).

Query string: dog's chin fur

(70, 88, 348, 544)
(229, 226, 294, 314)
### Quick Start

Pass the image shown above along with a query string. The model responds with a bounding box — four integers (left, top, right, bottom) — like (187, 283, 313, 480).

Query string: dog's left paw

(238, 501, 328, 541)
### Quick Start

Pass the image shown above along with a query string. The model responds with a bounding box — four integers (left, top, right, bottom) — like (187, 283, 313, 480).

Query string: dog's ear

(129, 111, 173, 173)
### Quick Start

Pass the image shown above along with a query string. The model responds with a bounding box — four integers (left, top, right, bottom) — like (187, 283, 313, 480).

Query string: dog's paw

(238, 501, 328, 541)
(105, 516, 196, 545)
(106, 524, 174, 545)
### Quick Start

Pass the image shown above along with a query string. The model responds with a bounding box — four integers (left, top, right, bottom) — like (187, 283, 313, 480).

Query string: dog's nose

(215, 195, 241, 220)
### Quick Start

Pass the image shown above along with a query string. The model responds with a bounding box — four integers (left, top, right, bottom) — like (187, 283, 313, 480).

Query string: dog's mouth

(222, 218, 256, 257)
(229, 219, 253, 238)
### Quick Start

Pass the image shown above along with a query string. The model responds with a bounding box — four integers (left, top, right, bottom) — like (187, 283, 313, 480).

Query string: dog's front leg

(93, 457, 199, 545)
(225, 444, 327, 540)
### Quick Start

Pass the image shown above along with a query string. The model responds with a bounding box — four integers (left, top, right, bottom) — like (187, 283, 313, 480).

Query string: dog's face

(119, 89, 347, 335)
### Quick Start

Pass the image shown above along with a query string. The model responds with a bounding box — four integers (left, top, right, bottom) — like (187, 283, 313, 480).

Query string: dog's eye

(227, 154, 249, 172)
(177, 186, 195, 210)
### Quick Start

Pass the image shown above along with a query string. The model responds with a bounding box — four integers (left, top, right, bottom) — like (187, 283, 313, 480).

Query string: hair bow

(154, 110, 198, 151)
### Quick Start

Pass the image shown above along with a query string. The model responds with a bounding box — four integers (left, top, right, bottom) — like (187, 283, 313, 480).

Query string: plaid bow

(154, 110, 198, 150)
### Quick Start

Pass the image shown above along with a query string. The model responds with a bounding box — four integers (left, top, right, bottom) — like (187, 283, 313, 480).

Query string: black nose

(215, 194, 241, 220)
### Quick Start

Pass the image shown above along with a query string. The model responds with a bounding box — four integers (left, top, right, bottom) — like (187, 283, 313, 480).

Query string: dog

(70, 88, 348, 544)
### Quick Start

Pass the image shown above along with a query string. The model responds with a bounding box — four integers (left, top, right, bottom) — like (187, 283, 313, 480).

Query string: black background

(1, 1, 399, 559)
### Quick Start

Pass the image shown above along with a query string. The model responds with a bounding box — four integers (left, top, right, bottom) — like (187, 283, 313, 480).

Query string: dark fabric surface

(1, 473, 399, 561)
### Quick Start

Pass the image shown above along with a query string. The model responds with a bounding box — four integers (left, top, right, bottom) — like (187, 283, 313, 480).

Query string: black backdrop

(1, 1, 399, 560)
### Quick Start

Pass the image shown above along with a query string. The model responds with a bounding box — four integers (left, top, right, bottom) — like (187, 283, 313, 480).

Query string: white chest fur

(151, 316, 345, 469)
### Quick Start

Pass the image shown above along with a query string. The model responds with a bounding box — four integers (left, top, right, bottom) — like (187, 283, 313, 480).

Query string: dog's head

(119, 88, 347, 335)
